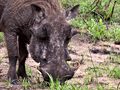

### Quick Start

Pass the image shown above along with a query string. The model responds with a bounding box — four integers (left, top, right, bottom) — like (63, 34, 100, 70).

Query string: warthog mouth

(37, 62, 80, 73)
(37, 62, 80, 83)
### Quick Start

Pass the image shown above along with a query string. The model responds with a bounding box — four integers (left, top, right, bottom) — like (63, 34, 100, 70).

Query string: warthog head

(29, 4, 80, 83)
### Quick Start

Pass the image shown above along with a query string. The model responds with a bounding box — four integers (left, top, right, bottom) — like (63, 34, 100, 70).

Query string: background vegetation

(62, 0, 120, 42)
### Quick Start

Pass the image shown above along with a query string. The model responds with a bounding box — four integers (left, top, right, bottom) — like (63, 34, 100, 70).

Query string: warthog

(0, 0, 80, 85)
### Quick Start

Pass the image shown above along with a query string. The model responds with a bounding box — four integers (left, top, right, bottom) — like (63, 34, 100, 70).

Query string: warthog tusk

(37, 70, 41, 74)
(37, 66, 42, 74)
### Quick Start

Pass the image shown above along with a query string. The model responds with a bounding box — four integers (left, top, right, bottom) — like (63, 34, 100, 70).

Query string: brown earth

(0, 35, 120, 90)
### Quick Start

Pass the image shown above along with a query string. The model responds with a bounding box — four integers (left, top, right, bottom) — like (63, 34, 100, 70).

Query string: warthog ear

(65, 4, 80, 21)
(31, 4, 45, 23)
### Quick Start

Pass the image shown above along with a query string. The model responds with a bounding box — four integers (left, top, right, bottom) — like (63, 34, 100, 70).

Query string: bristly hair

(45, 0, 63, 11)
(4, 0, 64, 15)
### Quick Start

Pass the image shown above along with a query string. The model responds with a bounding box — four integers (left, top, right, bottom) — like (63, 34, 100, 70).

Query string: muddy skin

(0, 0, 80, 85)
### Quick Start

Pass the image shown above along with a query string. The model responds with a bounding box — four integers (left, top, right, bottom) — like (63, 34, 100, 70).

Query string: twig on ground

(82, 18, 90, 28)
(85, 7, 104, 20)
(91, 0, 100, 10)
(105, 0, 111, 10)
(117, 82, 120, 90)
(107, 0, 117, 20)
(91, 0, 96, 6)
(105, 22, 109, 30)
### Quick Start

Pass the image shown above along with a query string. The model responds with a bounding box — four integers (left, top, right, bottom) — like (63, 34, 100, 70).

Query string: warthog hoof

(27, 79, 32, 83)
(11, 80, 18, 85)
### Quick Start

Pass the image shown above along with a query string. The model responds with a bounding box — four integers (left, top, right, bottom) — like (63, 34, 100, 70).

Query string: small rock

(1, 63, 8, 66)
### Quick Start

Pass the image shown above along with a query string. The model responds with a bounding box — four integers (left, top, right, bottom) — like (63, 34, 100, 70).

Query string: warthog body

(0, 0, 80, 85)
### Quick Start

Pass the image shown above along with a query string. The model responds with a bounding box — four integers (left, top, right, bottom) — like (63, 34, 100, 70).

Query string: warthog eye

(66, 26, 72, 40)
(39, 25, 47, 39)
(38, 24, 50, 40)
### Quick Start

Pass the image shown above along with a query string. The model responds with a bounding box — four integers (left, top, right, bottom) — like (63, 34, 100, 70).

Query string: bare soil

(0, 35, 120, 90)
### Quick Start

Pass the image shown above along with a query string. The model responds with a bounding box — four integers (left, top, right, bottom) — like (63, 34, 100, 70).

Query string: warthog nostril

(41, 55, 47, 61)
(43, 58, 47, 61)
(67, 56, 72, 61)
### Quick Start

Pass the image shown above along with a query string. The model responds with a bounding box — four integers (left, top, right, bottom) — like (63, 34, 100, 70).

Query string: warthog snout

(37, 62, 80, 83)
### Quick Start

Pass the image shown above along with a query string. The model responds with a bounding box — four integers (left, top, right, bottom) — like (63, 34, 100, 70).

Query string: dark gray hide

(0, 0, 80, 85)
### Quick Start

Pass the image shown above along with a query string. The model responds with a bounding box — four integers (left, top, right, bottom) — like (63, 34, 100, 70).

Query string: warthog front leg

(17, 37, 31, 82)
(4, 32, 18, 85)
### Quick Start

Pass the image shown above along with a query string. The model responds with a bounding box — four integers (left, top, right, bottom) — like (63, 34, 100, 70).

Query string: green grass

(109, 53, 120, 64)
(108, 64, 120, 79)
(46, 73, 84, 90)
(25, 65, 34, 79)
(0, 32, 4, 42)
(0, 54, 6, 64)
(21, 79, 31, 90)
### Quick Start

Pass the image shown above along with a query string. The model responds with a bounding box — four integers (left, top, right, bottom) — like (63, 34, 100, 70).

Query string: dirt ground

(0, 35, 120, 90)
